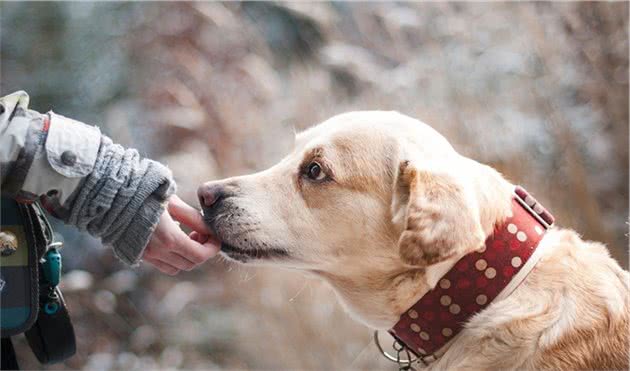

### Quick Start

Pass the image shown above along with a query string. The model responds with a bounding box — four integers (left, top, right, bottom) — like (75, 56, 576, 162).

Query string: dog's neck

(320, 161, 516, 330)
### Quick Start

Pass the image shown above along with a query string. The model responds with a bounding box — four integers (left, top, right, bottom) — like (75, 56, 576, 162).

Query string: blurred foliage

(1, 2, 628, 370)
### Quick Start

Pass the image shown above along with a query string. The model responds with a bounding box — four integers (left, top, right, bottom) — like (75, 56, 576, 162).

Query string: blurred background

(1, 2, 628, 370)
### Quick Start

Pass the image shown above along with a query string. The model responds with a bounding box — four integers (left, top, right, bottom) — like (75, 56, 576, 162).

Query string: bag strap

(26, 202, 52, 259)
(20, 201, 76, 365)
(1, 337, 19, 370)
(24, 287, 76, 364)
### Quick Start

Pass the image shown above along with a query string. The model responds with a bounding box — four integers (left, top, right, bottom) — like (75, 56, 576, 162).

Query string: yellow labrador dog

(198, 112, 629, 370)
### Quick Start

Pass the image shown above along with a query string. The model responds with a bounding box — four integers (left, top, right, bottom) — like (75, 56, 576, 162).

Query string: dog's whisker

(243, 270, 257, 282)
(288, 281, 309, 302)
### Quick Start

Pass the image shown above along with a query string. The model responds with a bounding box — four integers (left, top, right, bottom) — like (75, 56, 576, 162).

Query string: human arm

(0, 91, 218, 270)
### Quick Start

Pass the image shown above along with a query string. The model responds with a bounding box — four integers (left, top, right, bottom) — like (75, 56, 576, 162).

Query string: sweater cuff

(109, 165, 176, 266)
(110, 193, 167, 266)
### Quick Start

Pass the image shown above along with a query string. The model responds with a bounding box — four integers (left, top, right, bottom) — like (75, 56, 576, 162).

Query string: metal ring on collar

(373, 331, 419, 366)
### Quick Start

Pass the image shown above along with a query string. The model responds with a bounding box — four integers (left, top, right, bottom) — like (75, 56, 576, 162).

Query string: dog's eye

(306, 162, 326, 181)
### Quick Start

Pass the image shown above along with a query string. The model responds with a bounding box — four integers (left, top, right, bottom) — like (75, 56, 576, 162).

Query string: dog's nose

(197, 182, 228, 208)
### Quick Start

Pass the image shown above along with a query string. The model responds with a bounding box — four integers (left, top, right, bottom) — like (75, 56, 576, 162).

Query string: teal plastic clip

(42, 243, 63, 287)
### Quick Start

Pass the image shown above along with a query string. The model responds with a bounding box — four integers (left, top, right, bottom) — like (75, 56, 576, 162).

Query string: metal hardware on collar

(514, 195, 550, 229)
(374, 331, 427, 370)
(513, 186, 554, 229)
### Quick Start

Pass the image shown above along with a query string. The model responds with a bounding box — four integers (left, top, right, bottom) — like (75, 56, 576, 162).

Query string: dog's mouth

(202, 206, 291, 263)
(220, 242, 289, 263)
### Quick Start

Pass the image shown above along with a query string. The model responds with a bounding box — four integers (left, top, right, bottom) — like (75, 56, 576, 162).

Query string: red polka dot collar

(389, 186, 555, 363)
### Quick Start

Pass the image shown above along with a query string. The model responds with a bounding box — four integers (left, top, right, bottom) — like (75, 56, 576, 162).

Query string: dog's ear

(391, 161, 486, 267)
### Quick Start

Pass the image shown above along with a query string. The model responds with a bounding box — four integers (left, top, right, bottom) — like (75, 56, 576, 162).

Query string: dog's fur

(200, 111, 629, 370)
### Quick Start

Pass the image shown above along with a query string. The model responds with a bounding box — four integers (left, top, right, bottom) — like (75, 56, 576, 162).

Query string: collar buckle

(514, 186, 555, 229)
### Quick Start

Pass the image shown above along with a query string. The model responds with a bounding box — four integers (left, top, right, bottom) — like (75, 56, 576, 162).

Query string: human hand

(143, 195, 220, 275)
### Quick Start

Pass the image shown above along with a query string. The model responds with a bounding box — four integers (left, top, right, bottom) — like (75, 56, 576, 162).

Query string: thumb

(168, 195, 211, 234)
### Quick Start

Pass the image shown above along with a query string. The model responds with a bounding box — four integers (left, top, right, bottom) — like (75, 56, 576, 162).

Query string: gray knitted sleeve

(61, 135, 176, 265)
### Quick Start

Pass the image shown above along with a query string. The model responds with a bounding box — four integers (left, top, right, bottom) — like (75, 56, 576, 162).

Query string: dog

(198, 111, 629, 370)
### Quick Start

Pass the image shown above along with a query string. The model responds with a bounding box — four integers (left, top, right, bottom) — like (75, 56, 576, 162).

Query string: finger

(165, 252, 197, 271)
(201, 234, 221, 250)
(189, 231, 201, 242)
(189, 231, 209, 244)
(168, 195, 211, 234)
(174, 231, 220, 263)
(145, 238, 197, 270)
(198, 235, 221, 258)
(145, 256, 180, 276)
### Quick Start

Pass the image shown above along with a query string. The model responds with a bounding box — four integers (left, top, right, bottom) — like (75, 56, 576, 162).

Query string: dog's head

(199, 111, 512, 328)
